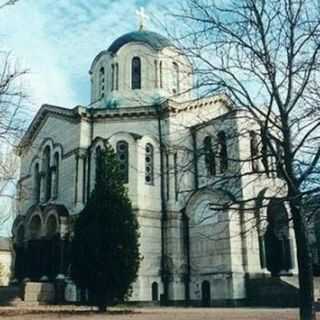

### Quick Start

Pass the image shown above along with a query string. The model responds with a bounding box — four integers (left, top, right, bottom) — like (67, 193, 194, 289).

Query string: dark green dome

(107, 31, 172, 54)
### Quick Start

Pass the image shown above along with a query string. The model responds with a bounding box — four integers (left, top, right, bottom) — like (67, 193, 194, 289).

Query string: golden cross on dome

(136, 7, 149, 31)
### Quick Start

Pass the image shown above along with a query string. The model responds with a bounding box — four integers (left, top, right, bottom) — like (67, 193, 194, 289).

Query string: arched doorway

(201, 280, 211, 307)
(152, 282, 158, 301)
(265, 199, 292, 276)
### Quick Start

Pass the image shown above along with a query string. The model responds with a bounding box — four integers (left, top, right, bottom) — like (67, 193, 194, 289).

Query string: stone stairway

(0, 286, 23, 306)
(246, 276, 320, 307)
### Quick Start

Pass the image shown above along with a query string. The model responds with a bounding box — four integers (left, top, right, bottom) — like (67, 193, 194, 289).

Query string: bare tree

(156, 0, 320, 319)
(0, 0, 28, 231)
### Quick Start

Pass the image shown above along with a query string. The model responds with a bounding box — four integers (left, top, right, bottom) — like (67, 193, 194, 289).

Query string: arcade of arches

(13, 205, 70, 282)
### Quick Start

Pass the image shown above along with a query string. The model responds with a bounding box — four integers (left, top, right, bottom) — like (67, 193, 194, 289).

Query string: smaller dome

(107, 30, 172, 54)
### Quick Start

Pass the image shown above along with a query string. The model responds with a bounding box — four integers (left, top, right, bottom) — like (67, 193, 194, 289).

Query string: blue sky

(0, 0, 170, 111)
(0, 0, 173, 236)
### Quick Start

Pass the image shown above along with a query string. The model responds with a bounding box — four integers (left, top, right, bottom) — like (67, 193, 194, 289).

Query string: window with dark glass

(117, 141, 129, 183)
(43, 146, 51, 202)
(99, 67, 105, 98)
(132, 57, 141, 89)
(159, 61, 163, 88)
(261, 128, 270, 176)
(34, 163, 41, 203)
(53, 152, 59, 198)
(218, 131, 228, 173)
(115, 63, 119, 90)
(203, 136, 216, 176)
(250, 131, 259, 172)
(145, 143, 154, 185)
(172, 62, 179, 94)
(111, 64, 115, 91)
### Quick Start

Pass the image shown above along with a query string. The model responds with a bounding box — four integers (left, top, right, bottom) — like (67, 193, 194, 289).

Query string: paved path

(0, 306, 318, 320)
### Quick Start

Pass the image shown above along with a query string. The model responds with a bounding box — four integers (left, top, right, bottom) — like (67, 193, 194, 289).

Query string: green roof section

(107, 31, 172, 54)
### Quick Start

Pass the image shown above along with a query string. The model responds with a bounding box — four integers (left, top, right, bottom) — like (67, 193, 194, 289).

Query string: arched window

(203, 136, 216, 176)
(116, 141, 129, 183)
(261, 128, 270, 176)
(115, 63, 119, 90)
(250, 131, 259, 172)
(159, 61, 163, 88)
(152, 282, 158, 301)
(33, 163, 41, 203)
(154, 60, 158, 88)
(111, 64, 115, 91)
(53, 152, 59, 198)
(276, 142, 283, 178)
(132, 57, 141, 89)
(172, 62, 179, 94)
(43, 146, 51, 202)
(218, 131, 228, 173)
(99, 67, 105, 98)
(145, 143, 154, 185)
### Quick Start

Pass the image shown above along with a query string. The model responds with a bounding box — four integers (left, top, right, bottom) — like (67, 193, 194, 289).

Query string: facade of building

(12, 29, 298, 305)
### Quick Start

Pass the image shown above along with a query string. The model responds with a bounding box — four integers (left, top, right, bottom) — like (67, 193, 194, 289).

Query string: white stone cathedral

(12, 22, 299, 306)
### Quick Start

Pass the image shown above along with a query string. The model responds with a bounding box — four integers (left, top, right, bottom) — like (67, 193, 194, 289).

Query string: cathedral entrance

(201, 280, 211, 307)
(265, 199, 293, 276)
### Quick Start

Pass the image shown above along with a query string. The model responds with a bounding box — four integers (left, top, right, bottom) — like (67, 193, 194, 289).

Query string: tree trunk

(290, 200, 316, 320)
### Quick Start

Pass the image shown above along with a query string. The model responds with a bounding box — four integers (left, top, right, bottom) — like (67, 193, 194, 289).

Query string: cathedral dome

(107, 30, 172, 54)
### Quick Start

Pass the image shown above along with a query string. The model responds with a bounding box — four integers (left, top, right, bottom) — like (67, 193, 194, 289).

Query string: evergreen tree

(71, 144, 140, 312)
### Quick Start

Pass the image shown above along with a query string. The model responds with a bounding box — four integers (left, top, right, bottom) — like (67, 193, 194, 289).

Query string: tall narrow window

(111, 64, 115, 91)
(43, 146, 51, 202)
(261, 128, 270, 176)
(174, 153, 178, 201)
(99, 67, 105, 98)
(218, 131, 228, 173)
(117, 141, 129, 183)
(53, 152, 59, 198)
(276, 142, 283, 178)
(159, 61, 163, 88)
(145, 143, 154, 185)
(250, 131, 259, 172)
(115, 63, 119, 90)
(203, 136, 216, 176)
(82, 157, 87, 204)
(132, 57, 141, 89)
(172, 62, 179, 94)
(166, 152, 170, 200)
(154, 60, 158, 88)
(33, 163, 40, 203)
